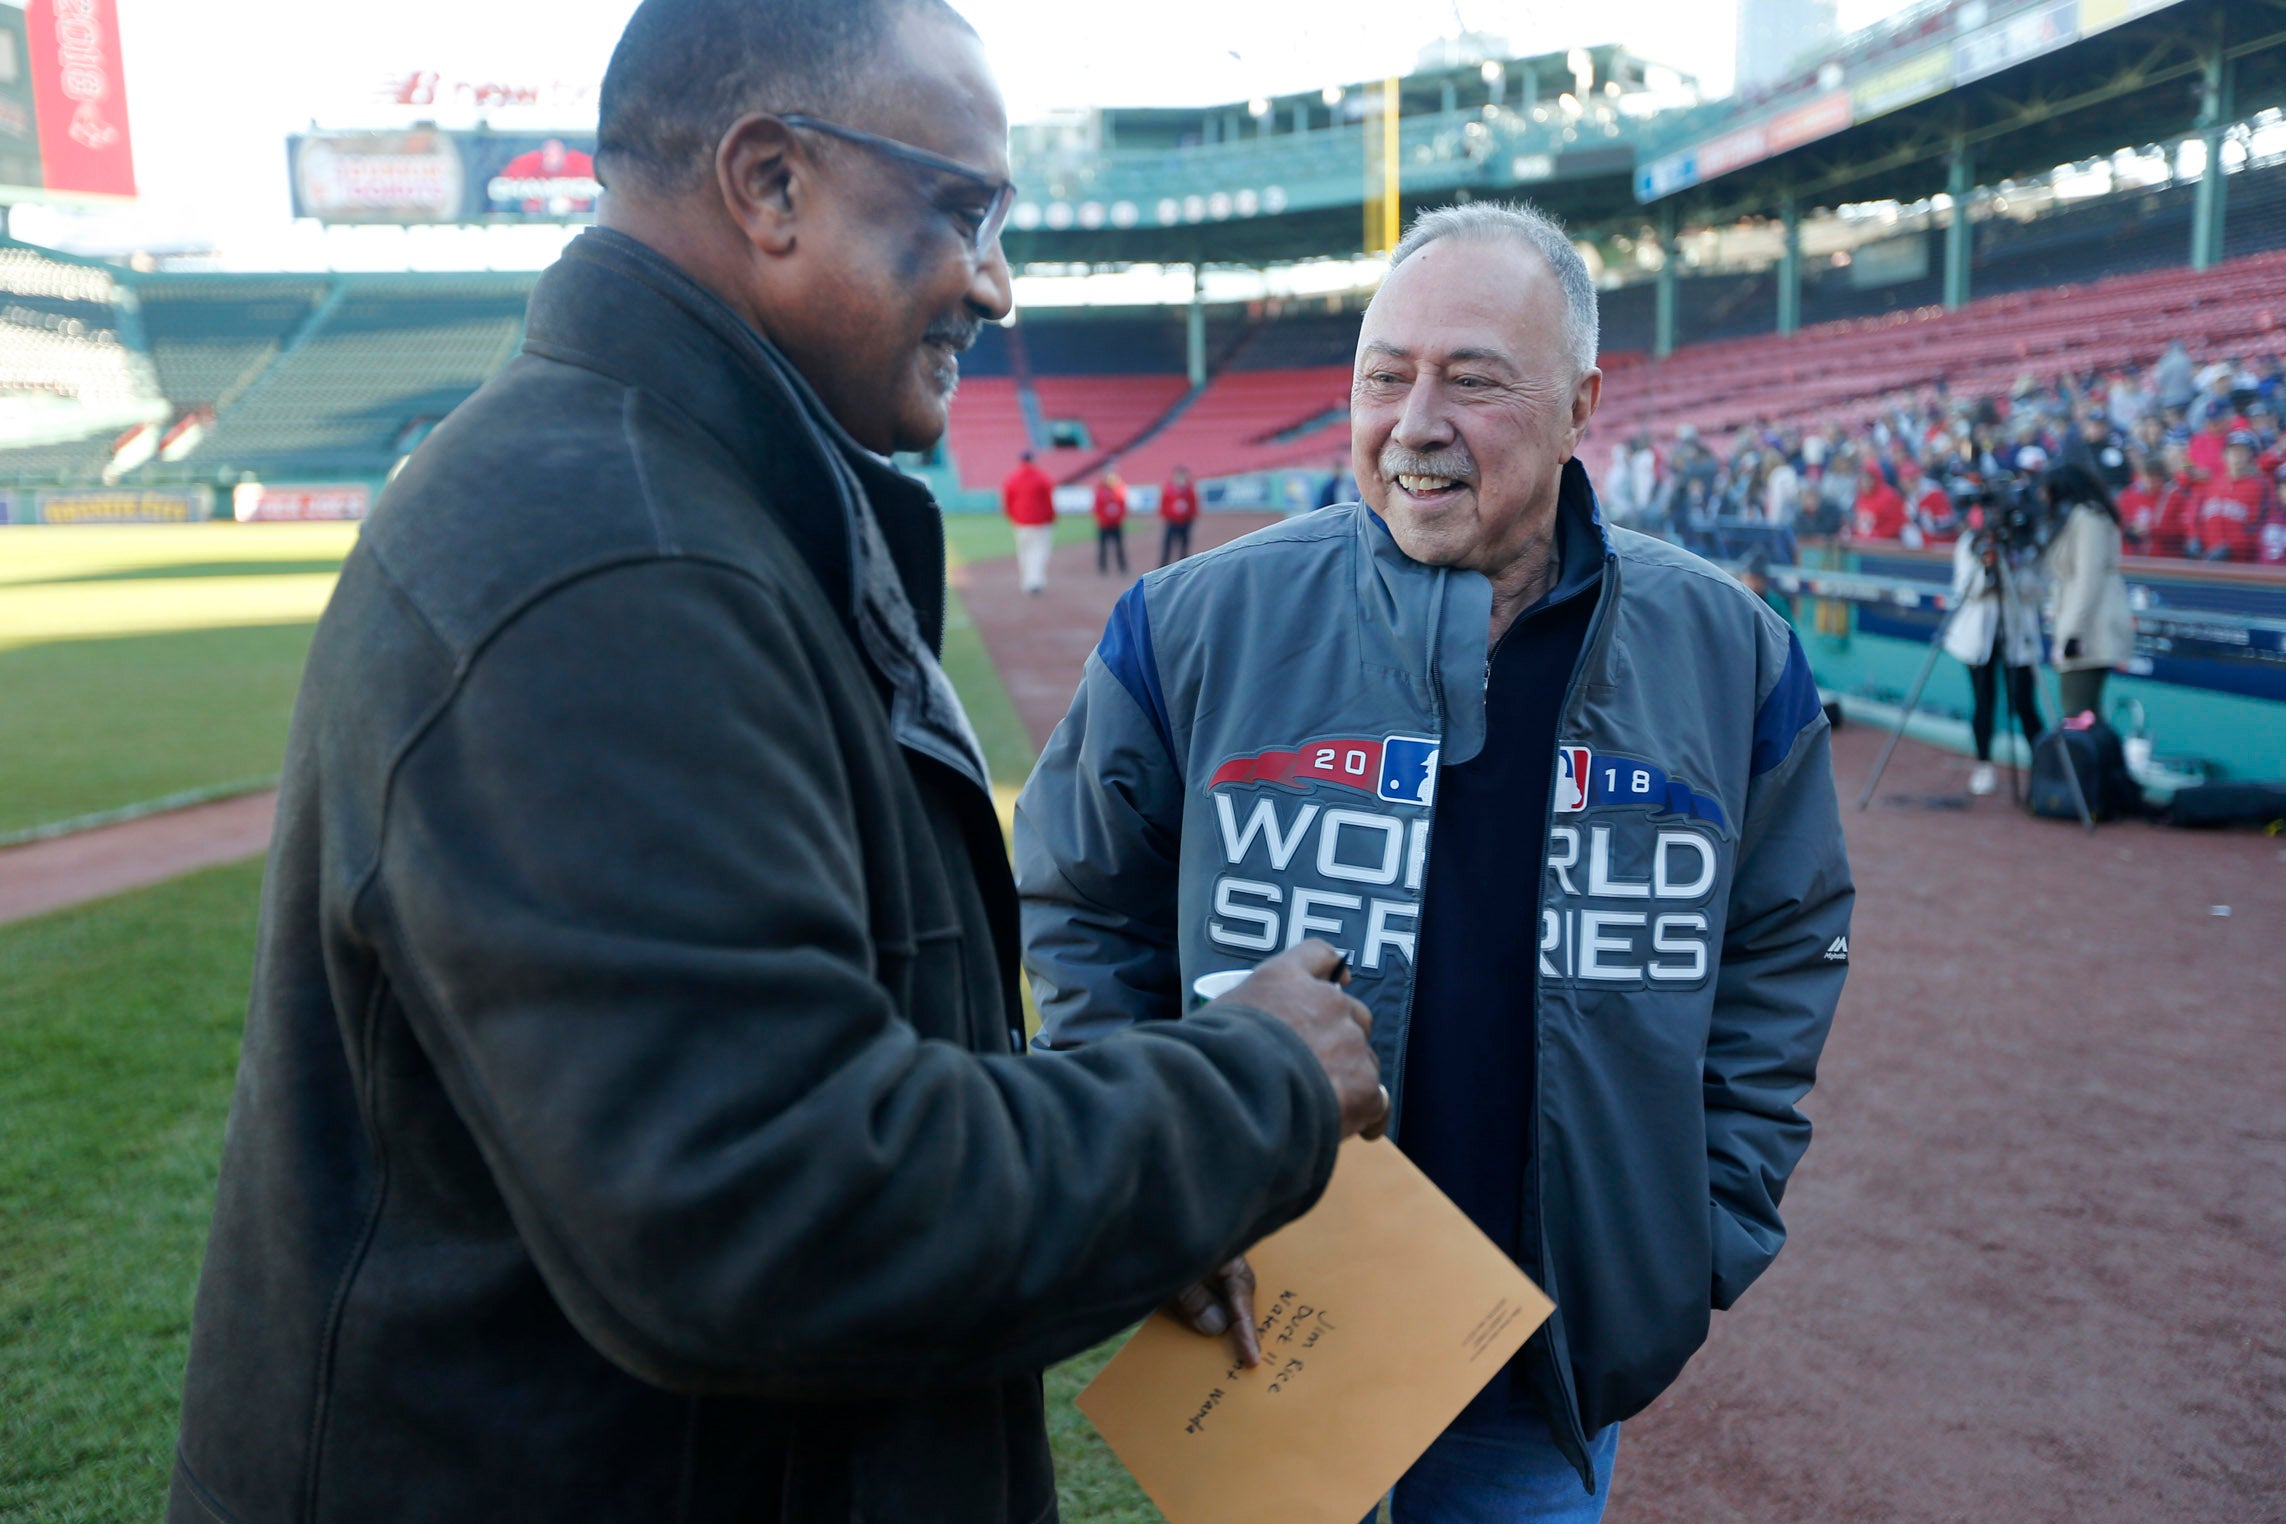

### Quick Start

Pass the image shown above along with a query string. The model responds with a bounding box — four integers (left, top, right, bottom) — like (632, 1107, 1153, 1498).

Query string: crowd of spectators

(1599, 341, 2286, 566)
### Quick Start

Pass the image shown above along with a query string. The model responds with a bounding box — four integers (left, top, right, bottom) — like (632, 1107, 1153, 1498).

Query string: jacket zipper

(1530, 550, 1623, 1485)
(1396, 543, 1614, 1483)
(1381, 568, 1451, 1139)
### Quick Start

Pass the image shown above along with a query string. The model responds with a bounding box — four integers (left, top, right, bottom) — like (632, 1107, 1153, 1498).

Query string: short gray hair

(1389, 201, 1600, 375)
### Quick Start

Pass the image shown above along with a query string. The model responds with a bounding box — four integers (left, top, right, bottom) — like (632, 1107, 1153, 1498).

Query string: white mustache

(1381, 450, 1474, 482)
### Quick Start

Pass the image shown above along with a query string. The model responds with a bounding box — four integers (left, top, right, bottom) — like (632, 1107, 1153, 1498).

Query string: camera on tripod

(1944, 469, 2054, 583)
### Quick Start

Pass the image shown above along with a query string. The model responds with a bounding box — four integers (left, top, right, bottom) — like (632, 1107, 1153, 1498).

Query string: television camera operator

(1940, 467, 2048, 797)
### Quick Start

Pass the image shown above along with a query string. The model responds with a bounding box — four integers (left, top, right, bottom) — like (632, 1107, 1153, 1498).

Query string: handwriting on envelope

(1078, 1137, 1554, 1524)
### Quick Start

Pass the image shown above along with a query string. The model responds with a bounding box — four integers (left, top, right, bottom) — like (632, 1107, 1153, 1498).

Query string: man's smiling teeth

(1398, 473, 1461, 493)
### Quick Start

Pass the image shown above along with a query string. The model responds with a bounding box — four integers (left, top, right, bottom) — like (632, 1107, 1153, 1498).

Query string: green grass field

(0, 516, 1090, 839)
(0, 862, 258, 1522)
(0, 516, 1160, 1521)
(0, 525, 352, 838)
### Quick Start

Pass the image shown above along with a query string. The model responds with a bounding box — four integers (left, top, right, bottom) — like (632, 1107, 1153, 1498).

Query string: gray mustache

(1380, 448, 1474, 481)
(925, 314, 983, 352)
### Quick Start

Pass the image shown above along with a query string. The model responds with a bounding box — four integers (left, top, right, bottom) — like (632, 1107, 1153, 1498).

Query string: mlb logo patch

(1378, 735, 1441, 805)
(1555, 746, 1592, 812)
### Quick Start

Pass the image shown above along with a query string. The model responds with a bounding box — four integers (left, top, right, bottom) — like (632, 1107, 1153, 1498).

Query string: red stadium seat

(943, 248, 2286, 492)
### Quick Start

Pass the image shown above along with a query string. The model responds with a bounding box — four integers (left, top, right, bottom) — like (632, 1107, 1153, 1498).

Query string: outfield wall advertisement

(5, 485, 214, 523)
(288, 130, 600, 224)
(0, 0, 137, 205)
(231, 483, 370, 522)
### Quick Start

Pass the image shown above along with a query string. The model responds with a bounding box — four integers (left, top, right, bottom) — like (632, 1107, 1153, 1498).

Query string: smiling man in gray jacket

(1016, 204, 1853, 1520)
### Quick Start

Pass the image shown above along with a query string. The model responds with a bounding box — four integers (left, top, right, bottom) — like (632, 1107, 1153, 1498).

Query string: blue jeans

(1367, 1406, 1619, 1523)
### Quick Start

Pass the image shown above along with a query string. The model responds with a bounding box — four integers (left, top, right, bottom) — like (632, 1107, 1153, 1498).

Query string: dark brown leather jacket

(168, 228, 1338, 1524)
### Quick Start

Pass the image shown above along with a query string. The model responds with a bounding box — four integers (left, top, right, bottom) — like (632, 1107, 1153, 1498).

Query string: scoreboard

(287, 130, 601, 226)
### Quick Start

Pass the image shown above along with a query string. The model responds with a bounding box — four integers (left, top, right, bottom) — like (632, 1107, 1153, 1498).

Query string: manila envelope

(1077, 1136, 1553, 1524)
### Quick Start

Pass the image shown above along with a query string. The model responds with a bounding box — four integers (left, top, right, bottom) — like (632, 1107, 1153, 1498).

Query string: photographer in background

(1942, 475, 2046, 797)
(2044, 462, 2135, 722)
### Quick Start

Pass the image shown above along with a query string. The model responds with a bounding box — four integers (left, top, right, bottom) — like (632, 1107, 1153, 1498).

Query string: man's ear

(714, 114, 801, 256)
(1562, 367, 1604, 462)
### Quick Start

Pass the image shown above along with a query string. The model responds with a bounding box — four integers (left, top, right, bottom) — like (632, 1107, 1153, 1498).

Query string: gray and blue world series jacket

(1014, 461, 1852, 1476)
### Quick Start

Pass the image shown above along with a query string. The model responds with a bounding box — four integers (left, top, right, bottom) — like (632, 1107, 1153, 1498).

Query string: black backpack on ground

(2163, 782, 2286, 830)
(2028, 721, 2145, 823)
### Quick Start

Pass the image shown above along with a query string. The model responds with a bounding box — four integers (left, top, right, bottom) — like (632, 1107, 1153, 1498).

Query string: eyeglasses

(778, 113, 1016, 259)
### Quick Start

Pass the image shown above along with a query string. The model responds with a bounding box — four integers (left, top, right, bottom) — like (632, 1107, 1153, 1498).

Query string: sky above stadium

(13, 0, 1918, 268)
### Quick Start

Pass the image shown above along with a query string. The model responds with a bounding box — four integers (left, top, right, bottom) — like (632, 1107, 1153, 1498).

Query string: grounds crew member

(1093, 467, 1130, 575)
(1017, 204, 1853, 1519)
(168, 3, 1385, 1520)
(1002, 448, 1055, 593)
(1160, 463, 1200, 565)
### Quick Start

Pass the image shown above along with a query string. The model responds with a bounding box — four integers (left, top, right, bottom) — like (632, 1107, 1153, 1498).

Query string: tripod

(1855, 537, 2094, 832)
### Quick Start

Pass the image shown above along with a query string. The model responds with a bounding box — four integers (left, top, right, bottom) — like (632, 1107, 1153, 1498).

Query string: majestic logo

(1824, 935, 1851, 963)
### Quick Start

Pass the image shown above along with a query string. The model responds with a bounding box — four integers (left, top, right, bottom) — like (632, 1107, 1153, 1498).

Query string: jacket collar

(1350, 456, 1612, 766)
(1536, 457, 1612, 609)
(520, 227, 947, 651)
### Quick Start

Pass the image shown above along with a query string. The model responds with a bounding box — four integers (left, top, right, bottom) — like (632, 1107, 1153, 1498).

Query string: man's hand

(1216, 939, 1385, 1140)
(1169, 944, 1378, 1366)
(1167, 1255, 1260, 1366)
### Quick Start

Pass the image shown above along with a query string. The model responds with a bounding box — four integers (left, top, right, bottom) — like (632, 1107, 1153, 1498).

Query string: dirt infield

(956, 513, 1283, 745)
(967, 526, 2286, 1523)
(8, 515, 2280, 1518)
(0, 789, 276, 926)
(1607, 724, 2285, 1523)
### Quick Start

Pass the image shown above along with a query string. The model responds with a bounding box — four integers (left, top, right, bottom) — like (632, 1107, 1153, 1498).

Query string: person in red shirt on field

(1001, 451, 1057, 595)
(1158, 464, 1200, 566)
(2187, 432, 2272, 562)
(1093, 468, 1129, 576)
(1851, 460, 1908, 542)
